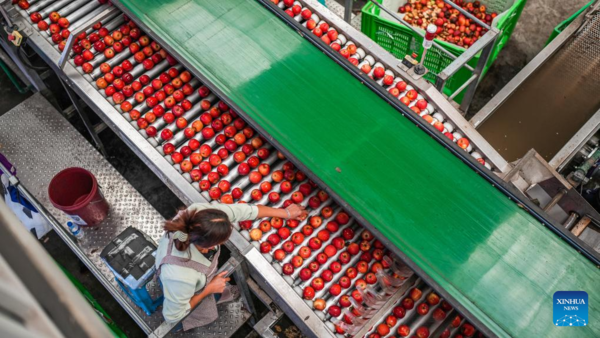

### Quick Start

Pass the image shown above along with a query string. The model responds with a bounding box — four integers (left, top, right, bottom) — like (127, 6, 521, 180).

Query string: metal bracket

(57, 6, 116, 69)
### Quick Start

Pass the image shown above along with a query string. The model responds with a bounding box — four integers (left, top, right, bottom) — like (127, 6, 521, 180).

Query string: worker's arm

(189, 272, 229, 309)
(257, 204, 307, 220)
(188, 203, 307, 222)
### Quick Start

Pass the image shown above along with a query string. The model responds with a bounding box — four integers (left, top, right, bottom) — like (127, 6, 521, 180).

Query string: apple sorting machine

(1, 0, 599, 337)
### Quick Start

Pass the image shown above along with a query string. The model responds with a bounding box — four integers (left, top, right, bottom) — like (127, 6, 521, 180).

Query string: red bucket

(48, 167, 109, 227)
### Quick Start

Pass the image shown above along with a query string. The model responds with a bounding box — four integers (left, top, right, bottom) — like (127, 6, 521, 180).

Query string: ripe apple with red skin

(247, 156, 260, 168)
(258, 163, 270, 176)
(298, 183, 312, 196)
(328, 305, 341, 317)
(208, 187, 222, 200)
(283, 170, 295, 181)
(335, 212, 350, 225)
(273, 249, 286, 261)
(268, 192, 280, 203)
(329, 261, 341, 273)
(426, 292, 440, 305)
(315, 253, 328, 265)
(311, 277, 324, 291)
(351, 289, 363, 303)
(278, 228, 291, 240)
(432, 308, 446, 321)
(315, 230, 329, 242)
(280, 181, 292, 194)
(282, 263, 294, 275)
(417, 302, 429, 316)
(256, 148, 270, 160)
(365, 272, 377, 284)
(360, 241, 371, 252)
(461, 324, 475, 337)
(329, 284, 341, 296)
(270, 217, 283, 229)
(291, 256, 303, 268)
(338, 252, 351, 264)
(291, 232, 304, 245)
(308, 238, 322, 250)
(231, 187, 243, 200)
(320, 269, 333, 282)
(392, 306, 406, 319)
(308, 262, 319, 273)
(397, 324, 410, 337)
(299, 225, 313, 237)
(137, 119, 148, 129)
(410, 288, 423, 301)
(241, 144, 254, 156)
(441, 301, 453, 312)
(371, 262, 383, 273)
(297, 246, 310, 259)
(451, 315, 462, 328)
(321, 207, 333, 218)
(308, 196, 321, 209)
(376, 323, 390, 336)
(199, 162, 212, 174)
(259, 242, 271, 254)
(416, 327, 430, 338)
(338, 295, 351, 308)
(339, 276, 351, 289)
(326, 222, 339, 234)
(323, 245, 337, 258)
(347, 243, 359, 255)
(299, 268, 312, 281)
(402, 297, 414, 310)
(207, 172, 219, 184)
(331, 237, 345, 250)
(303, 286, 315, 300)
(250, 189, 262, 201)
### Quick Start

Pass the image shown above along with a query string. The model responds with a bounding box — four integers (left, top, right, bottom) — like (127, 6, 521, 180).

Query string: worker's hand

(205, 272, 229, 294)
(285, 204, 308, 221)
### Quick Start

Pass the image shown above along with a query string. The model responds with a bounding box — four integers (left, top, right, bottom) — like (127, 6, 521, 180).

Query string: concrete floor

(0, 0, 593, 336)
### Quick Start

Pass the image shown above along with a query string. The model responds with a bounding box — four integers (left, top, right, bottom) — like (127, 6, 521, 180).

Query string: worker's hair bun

(164, 207, 233, 251)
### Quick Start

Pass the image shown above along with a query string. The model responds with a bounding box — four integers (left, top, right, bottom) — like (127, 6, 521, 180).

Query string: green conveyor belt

(115, 0, 599, 336)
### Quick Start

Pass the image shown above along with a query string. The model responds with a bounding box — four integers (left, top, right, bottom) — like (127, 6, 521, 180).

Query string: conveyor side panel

(115, 0, 600, 336)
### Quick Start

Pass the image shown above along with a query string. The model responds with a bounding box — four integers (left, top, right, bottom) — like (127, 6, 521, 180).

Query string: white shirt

(155, 202, 258, 323)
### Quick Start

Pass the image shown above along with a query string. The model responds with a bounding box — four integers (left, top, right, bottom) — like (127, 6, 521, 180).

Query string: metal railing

(369, 0, 499, 113)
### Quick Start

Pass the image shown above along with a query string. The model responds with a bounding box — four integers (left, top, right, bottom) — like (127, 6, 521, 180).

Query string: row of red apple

(273, 0, 492, 170)
(22, 0, 113, 63)
(362, 283, 484, 338)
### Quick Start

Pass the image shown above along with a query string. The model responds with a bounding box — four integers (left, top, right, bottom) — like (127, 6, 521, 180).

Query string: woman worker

(155, 202, 308, 331)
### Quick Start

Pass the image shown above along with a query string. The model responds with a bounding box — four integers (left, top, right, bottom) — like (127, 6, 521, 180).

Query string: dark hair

(164, 208, 232, 251)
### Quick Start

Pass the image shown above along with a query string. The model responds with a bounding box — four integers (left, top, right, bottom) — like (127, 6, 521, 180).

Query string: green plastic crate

(546, 0, 593, 44)
(361, 0, 527, 102)
(58, 264, 127, 338)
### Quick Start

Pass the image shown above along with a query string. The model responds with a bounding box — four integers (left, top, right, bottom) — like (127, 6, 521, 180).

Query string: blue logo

(553, 291, 588, 327)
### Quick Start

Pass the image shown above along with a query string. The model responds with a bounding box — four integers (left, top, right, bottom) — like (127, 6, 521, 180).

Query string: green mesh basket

(361, 0, 527, 103)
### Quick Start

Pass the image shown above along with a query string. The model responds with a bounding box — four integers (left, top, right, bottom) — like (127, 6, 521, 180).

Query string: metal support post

(59, 78, 108, 157)
(458, 32, 497, 112)
(232, 257, 258, 325)
(344, 0, 352, 23)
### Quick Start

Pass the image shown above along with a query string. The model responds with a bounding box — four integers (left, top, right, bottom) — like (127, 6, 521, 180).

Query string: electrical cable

(16, 41, 48, 71)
